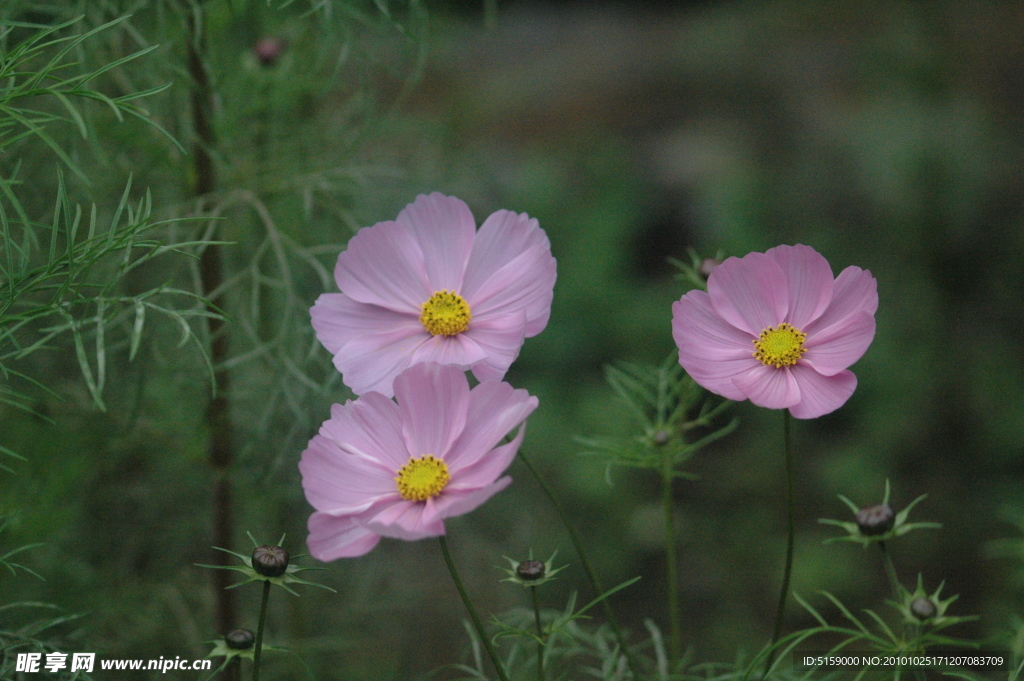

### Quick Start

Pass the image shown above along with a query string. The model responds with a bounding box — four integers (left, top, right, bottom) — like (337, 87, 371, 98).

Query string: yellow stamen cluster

(752, 322, 807, 368)
(420, 290, 471, 336)
(395, 454, 450, 501)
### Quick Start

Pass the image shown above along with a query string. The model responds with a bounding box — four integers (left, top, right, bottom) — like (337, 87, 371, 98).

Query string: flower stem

(662, 445, 682, 661)
(878, 541, 903, 601)
(530, 586, 545, 681)
(438, 536, 510, 681)
(252, 580, 271, 681)
(517, 450, 642, 679)
(764, 410, 795, 677)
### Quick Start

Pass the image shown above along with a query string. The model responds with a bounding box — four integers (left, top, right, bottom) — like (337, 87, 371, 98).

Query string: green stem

(530, 586, 545, 681)
(878, 541, 903, 601)
(251, 580, 271, 681)
(764, 410, 795, 677)
(438, 536, 510, 681)
(662, 446, 682, 661)
(517, 450, 642, 679)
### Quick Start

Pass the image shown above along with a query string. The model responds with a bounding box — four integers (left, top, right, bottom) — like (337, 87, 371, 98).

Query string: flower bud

(698, 258, 722, 279)
(515, 559, 546, 582)
(652, 429, 670, 445)
(911, 596, 937, 621)
(225, 628, 255, 650)
(253, 38, 285, 67)
(855, 504, 895, 536)
(252, 545, 289, 577)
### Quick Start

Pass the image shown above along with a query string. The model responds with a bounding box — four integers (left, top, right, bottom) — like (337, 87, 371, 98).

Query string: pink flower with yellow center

(299, 363, 538, 560)
(672, 244, 877, 419)
(311, 193, 556, 397)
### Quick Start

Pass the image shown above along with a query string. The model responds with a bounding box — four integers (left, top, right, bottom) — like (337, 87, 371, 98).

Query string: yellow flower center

(752, 322, 807, 368)
(395, 455, 450, 501)
(420, 290, 471, 336)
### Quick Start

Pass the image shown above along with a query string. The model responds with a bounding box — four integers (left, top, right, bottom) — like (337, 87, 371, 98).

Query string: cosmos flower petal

(307, 512, 381, 560)
(318, 393, 410, 470)
(462, 208, 556, 336)
(708, 252, 789, 336)
(432, 477, 513, 519)
(803, 310, 876, 376)
(788, 366, 857, 419)
(396, 193, 476, 292)
(408, 333, 490, 370)
(333, 220, 429, 311)
(299, 434, 399, 514)
(673, 292, 756, 362)
(332, 327, 430, 398)
(449, 425, 525, 487)
(446, 384, 536, 470)
(805, 266, 879, 336)
(465, 310, 529, 383)
(765, 244, 834, 328)
(395, 363, 470, 458)
(364, 499, 447, 541)
(733, 364, 801, 409)
(311, 292, 422, 365)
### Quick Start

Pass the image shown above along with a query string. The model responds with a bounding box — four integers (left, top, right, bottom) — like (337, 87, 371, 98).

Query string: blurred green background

(2, 0, 1024, 678)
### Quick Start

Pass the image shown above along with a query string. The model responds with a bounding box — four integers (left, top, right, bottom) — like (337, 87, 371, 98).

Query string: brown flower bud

(225, 628, 255, 650)
(252, 545, 289, 577)
(516, 559, 546, 582)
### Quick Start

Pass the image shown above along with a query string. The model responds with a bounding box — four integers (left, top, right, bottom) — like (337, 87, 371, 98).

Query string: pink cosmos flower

(672, 244, 877, 419)
(311, 193, 556, 397)
(299, 362, 538, 560)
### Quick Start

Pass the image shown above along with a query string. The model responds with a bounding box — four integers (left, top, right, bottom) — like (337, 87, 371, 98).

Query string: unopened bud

(652, 430, 670, 445)
(911, 596, 937, 620)
(698, 258, 722, 278)
(252, 545, 289, 577)
(516, 559, 546, 582)
(855, 504, 895, 536)
(225, 628, 255, 650)
(253, 38, 285, 67)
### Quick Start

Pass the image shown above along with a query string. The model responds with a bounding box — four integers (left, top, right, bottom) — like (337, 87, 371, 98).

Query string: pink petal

(409, 332, 489, 369)
(394, 363, 470, 458)
(311, 292, 422, 358)
(463, 310, 529, 383)
(804, 266, 878, 336)
(318, 393, 410, 470)
(449, 426, 525, 487)
(396, 193, 476, 292)
(673, 292, 755, 361)
(299, 434, 399, 514)
(433, 477, 513, 520)
(334, 220, 430, 311)
(446, 384, 536, 471)
(803, 310, 875, 376)
(672, 293, 756, 401)
(307, 512, 381, 560)
(364, 499, 447, 541)
(765, 244, 834, 329)
(708, 252, 789, 336)
(461, 209, 556, 337)
(788, 366, 857, 419)
(332, 325, 430, 398)
(732, 364, 801, 409)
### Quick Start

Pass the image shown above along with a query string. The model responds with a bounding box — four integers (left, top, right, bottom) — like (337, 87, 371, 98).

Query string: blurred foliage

(0, 0, 1023, 680)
